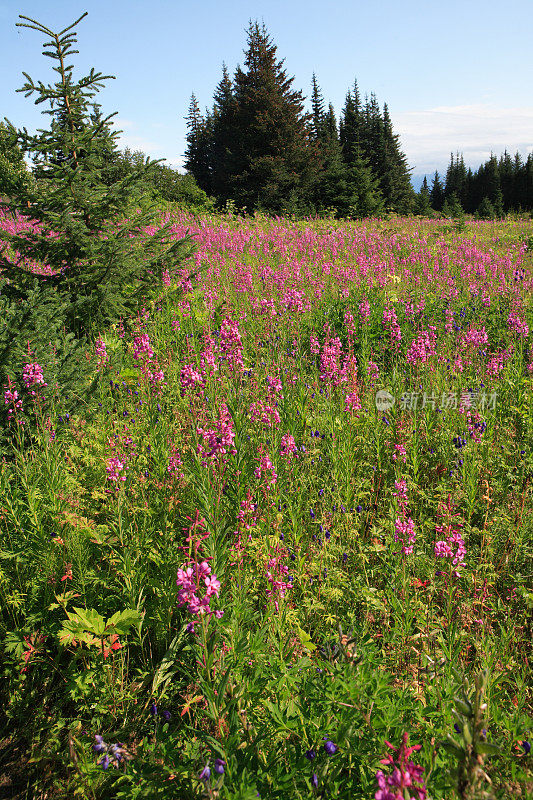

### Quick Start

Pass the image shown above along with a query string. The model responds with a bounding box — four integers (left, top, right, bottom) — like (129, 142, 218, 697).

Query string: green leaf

(105, 609, 143, 635)
(477, 741, 501, 755)
(70, 607, 105, 636)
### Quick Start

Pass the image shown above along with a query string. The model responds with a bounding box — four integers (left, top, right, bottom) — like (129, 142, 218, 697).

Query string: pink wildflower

(22, 363, 47, 393)
(394, 516, 416, 555)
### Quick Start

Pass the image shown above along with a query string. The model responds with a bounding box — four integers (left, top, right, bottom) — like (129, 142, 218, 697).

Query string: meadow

(1, 209, 532, 799)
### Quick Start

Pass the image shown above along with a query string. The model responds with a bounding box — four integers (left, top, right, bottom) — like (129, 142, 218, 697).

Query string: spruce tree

(313, 103, 347, 213)
(184, 94, 213, 194)
(338, 87, 383, 217)
(228, 22, 318, 213)
(0, 13, 192, 393)
(415, 176, 432, 216)
(310, 73, 326, 140)
(210, 65, 238, 204)
(430, 171, 445, 211)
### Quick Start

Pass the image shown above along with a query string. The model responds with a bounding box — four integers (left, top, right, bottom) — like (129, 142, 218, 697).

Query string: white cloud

(394, 104, 533, 175)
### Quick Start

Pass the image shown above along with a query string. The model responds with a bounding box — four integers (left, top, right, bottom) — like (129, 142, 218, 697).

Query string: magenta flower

(375, 733, 426, 800)
(22, 363, 47, 395)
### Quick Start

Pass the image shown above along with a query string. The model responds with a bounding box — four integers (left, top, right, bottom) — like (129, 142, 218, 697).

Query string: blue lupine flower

(324, 740, 337, 755)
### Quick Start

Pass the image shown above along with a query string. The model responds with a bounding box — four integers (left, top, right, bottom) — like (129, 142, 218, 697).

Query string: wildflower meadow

(1, 206, 532, 798)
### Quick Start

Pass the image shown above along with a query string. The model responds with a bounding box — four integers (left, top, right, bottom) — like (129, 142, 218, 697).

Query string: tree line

(184, 21, 415, 217)
(421, 151, 533, 219)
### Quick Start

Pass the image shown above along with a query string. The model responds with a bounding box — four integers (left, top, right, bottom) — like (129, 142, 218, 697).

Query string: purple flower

(161, 710, 171, 722)
(305, 749, 316, 760)
(521, 740, 531, 754)
(324, 739, 337, 755)
(311, 773, 318, 788)
(149, 702, 157, 716)
(198, 764, 211, 781)
(214, 758, 225, 775)
(98, 754, 110, 770)
(93, 735, 106, 753)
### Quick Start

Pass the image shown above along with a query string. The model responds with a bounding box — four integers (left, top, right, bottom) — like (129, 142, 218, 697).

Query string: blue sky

(1, 0, 532, 182)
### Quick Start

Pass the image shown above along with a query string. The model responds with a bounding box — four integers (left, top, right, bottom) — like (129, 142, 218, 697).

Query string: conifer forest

(0, 12, 532, 800)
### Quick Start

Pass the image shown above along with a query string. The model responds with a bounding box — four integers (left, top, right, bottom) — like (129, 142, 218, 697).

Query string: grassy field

(1, 210, 532, 799)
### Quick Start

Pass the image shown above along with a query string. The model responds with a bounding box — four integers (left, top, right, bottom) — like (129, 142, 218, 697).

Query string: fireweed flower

(375, 732, 426, 800)
(176, 559, 222, 624)
(95, 337, 108, 368)
(22, 363, 47, 398)
(106, 456, 127, 482)
(133, 334, 154, 361)
(394, 516, 416, 555)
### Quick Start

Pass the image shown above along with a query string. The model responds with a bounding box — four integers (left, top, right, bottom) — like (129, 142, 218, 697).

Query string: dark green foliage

(184, 94, 213, 195)
(185, 24, 412, 218)
(415, 176, 433, 216)
(0, 14, 192, 332)
(430, 171, 445, 212)
(438, 150, 533, 215)
(0, 121, 33, 198)
(442, 192, 464, 220)
(0, 12, 193, 411)
(445, 152, 468, 208)
(228, 22, 319, 214)
(475, 196, 496, 220)
(186, 22, 320, 214)
(379, 104, 415, 214)
(102, 146, 213, 210)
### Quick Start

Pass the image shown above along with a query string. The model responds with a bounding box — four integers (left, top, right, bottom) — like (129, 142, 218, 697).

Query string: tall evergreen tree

(209, 65, 238, 203)
(444, 152, 468, 206)
(1, 13, 192, 348)
(184, 94, 213, 194)
(312, 103, 347, 213)
(338, 89, 383, 217)
(310, 73, 326, 141)
(415, 176, 432, 216)
(227, 22, 318, 213)
(339, 89, 362, 167)
(430, 170, 445, 211)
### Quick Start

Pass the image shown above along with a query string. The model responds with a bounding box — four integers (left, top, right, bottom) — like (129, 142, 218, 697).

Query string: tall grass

(1, 210, 532, 799)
